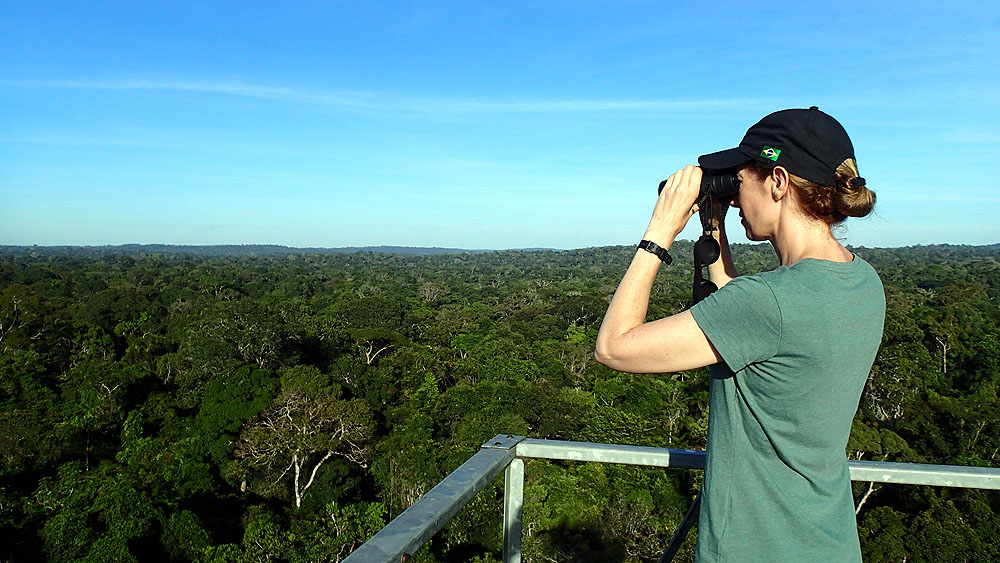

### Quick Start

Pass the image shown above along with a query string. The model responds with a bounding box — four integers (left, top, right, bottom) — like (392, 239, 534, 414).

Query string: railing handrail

(344, 435, 1000, 562)
(343, 436, 519, 562)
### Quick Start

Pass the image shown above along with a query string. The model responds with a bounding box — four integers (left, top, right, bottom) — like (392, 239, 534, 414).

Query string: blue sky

(2, 1, 998, 249)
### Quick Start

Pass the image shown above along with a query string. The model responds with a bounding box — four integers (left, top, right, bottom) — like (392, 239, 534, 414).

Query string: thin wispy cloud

(4, 77, 761, 115)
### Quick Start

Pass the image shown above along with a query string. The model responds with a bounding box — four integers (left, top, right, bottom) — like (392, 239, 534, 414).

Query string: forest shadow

(541, 519, 628, 562)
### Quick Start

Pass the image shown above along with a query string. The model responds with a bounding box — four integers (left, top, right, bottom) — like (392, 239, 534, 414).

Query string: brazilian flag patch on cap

(761, 146, 781, 161)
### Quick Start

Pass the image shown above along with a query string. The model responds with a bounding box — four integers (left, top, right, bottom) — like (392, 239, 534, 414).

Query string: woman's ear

(771, 166, 790, 201)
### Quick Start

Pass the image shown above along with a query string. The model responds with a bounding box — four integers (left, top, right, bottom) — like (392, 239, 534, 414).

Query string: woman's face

(732, 165, 776, 242)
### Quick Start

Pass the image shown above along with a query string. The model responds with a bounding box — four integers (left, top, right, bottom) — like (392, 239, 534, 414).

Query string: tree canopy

(1, 243, 998, 562)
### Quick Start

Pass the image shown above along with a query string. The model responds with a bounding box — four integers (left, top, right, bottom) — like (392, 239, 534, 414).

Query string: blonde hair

(747, 159, 875, 226)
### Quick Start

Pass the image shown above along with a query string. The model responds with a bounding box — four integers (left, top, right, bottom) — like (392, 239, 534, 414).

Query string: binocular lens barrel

(657, 171, 740, 200)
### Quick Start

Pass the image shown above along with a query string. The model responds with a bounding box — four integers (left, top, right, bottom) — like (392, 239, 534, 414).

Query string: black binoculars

(658, 169, 740, 202)
(656, 168, 740, 304)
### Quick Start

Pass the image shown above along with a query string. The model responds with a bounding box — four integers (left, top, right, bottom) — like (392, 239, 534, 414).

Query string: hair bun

(836, 173, 875, 218)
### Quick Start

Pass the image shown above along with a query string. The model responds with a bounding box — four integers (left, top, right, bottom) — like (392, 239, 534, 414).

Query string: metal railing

(344, 435, 1000, 562)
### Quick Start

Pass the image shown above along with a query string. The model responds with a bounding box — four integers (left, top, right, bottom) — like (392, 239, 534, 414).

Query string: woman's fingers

(646, 165, 704, 241)
(658, 165, 701, 208)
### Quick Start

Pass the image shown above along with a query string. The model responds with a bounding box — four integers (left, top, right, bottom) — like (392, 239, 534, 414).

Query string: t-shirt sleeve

(689, 274, 781, 372)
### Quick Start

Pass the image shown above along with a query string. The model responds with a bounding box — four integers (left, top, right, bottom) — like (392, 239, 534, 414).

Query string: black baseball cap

(698, 106, 855, 187)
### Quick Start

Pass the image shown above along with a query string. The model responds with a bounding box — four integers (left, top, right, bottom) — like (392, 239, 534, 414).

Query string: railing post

(503, 457, 524, 563)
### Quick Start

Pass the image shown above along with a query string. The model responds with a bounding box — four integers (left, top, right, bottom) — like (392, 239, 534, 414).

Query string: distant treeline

(2, 241, 997, 258)
(0, 243, 513, 257)
(1, 243, 998, 562)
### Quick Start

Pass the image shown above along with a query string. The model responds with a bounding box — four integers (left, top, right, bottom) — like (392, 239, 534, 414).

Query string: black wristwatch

(637, 239, 673, 265)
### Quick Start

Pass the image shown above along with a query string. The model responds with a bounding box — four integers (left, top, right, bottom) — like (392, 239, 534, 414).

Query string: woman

(595, 107, 884, 562)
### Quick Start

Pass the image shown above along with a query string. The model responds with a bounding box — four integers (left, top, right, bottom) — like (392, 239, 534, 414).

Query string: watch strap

(637, 239, 673, 265)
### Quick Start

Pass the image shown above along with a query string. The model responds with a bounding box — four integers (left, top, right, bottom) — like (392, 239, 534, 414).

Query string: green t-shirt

(689, 256, 885, 562)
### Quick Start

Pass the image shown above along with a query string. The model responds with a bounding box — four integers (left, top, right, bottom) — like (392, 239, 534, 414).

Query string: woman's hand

(594, 164, 722, 374)
(643, 165, 703, 245)
(710, 196, 730, 230)
(707, 193, 738, 288)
